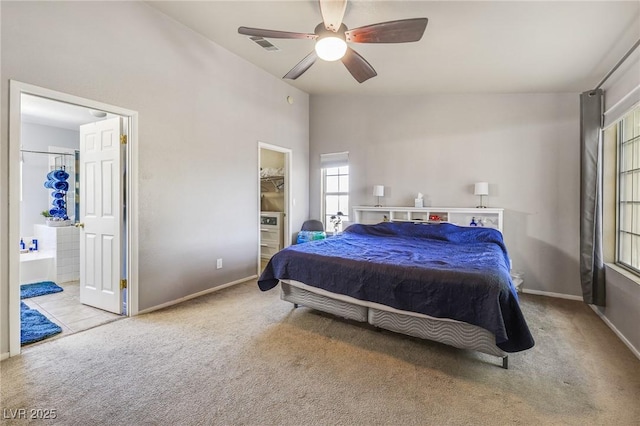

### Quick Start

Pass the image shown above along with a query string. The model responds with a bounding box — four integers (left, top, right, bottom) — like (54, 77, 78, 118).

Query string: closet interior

(260, 149, 285, 265)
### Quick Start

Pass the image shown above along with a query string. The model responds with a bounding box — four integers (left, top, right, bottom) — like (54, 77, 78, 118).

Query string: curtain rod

(593, 38, 640, 92)
(20, 149, 76, 156)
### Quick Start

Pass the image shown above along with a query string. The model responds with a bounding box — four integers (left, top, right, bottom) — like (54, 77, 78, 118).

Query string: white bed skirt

(280, 279, 508, 368)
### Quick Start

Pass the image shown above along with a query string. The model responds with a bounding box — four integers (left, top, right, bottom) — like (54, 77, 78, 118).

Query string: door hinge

(120, 135, 127, 145)
(120, 279, 127, 290)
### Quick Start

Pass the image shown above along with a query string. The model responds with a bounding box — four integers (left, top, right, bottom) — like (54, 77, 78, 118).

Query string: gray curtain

(579, 89, 605, 306)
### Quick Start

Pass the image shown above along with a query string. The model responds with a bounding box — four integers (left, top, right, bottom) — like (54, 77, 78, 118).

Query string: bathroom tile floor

(22, 280, 123, 345)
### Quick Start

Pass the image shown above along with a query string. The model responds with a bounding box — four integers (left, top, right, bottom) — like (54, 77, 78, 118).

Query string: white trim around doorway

(6, 80, 139, 357)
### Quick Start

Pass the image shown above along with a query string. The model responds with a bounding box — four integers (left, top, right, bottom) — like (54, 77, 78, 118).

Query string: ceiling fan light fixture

(315, 36, 347, 61)
(238, 2, 428, 82)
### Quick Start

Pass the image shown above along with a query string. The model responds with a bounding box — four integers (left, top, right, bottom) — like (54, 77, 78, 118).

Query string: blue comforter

(258, 222, 535, 353)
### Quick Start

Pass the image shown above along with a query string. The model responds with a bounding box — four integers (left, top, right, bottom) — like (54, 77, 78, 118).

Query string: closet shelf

(261, 175, 284, 192)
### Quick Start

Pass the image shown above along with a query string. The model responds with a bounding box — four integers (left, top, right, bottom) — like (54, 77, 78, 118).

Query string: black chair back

(301, 219, 324, 231)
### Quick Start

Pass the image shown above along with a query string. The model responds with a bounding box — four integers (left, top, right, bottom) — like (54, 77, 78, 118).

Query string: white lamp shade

(373, 185, 385, 197)
(474, 182, 489, 196)
(315, 37, 347, 61)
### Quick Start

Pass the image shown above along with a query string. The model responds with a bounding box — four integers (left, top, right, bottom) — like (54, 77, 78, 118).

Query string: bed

(258, 221, 535, 368)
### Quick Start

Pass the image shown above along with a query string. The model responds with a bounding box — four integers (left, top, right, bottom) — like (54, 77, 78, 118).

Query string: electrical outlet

(216, 258, 222, 269)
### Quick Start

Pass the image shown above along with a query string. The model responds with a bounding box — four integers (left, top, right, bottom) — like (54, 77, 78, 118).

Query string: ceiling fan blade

(283, 51, 318, 80)
(238, 26, 316, 40)
(319, 0, 347, 32)
(341, 47, 377, 83)
(345, 18, 428, 43)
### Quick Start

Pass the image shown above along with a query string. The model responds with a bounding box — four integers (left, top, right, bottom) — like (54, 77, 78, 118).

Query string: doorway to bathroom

(258, 142, 292, 274)
(8, 81, 139, 356)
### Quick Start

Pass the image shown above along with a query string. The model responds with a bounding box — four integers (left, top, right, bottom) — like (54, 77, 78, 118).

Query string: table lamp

(373, 185, 384, 207)
(474, 182, 489, 208)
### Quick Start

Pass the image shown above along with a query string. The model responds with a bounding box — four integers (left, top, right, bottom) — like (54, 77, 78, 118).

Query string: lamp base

(475, 194, 487, 209)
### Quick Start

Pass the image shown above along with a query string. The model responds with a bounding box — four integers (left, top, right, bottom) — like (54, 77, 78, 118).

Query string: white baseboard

(1, 352, 9, 361)
(589, 305, 640, 361)
(522, 288, 583, 301)
(138, 275, 257, 315)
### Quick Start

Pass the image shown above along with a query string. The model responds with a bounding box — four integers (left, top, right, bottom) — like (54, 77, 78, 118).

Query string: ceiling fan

(238, 0, 428, 83)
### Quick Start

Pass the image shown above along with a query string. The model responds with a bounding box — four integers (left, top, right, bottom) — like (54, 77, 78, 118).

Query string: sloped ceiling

(147, 0, 640, 95)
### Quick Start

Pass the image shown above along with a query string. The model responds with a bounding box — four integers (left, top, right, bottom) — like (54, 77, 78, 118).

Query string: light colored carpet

(1, 280, 639, 425)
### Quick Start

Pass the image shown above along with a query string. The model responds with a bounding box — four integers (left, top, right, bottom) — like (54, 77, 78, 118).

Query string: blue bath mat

(20, 302, 63, 345)
(20, 281, 63, 299)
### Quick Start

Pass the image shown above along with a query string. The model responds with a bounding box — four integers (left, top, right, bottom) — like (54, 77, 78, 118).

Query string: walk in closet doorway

(258, 142, 292, 274)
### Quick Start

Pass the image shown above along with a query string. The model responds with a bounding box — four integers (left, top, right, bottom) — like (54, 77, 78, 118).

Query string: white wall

(310, 93, 581, 296)
(1, 1, 309, 354)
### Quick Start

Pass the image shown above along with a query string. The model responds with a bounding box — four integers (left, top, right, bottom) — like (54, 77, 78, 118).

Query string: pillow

(296, 230, 326, 244)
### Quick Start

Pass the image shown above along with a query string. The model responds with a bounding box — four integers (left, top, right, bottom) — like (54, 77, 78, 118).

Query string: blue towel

(47, 169, 69, 181)
(44, 180, 68, 191)
(52, 199, 66, 208)
(52, 191, 65, 199)
(51, 181, 69, 191)
(49, 208, 68, 219)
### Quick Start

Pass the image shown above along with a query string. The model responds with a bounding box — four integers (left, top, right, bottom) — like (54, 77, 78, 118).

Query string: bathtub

(20, 250, 55, 284)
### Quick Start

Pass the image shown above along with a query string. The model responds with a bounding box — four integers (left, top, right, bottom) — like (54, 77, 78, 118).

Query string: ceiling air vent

(250, 36, 280, 52)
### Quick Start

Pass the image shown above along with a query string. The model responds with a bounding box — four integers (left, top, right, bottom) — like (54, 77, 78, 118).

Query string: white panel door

(79, 117, 123, 314)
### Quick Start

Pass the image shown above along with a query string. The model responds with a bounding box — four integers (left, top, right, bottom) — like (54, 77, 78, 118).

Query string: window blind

(603, 48, 640, 128)
(320, 152, 349, 168)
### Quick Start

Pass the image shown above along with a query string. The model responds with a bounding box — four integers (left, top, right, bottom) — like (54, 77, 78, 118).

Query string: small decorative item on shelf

(330, 211, 344, 234)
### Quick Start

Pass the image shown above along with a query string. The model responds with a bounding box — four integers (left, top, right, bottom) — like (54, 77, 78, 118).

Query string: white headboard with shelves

(352, 206, 503, 232)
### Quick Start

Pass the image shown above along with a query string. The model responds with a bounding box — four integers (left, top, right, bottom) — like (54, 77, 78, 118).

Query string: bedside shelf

(352, 206, 503, 232)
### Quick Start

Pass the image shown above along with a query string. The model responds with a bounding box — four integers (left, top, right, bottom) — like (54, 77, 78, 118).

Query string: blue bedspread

(258, 222, 535, 353)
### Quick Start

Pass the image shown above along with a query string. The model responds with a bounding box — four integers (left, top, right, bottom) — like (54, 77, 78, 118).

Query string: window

(320, 152, 349, 233)
(617, 105, 640, 274)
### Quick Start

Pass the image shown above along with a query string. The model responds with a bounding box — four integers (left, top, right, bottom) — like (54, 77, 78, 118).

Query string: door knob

(75, 222, 85, 228)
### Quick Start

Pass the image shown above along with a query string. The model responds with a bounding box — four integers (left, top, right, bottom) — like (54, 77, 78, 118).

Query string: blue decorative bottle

(469, 217, 477, 227)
